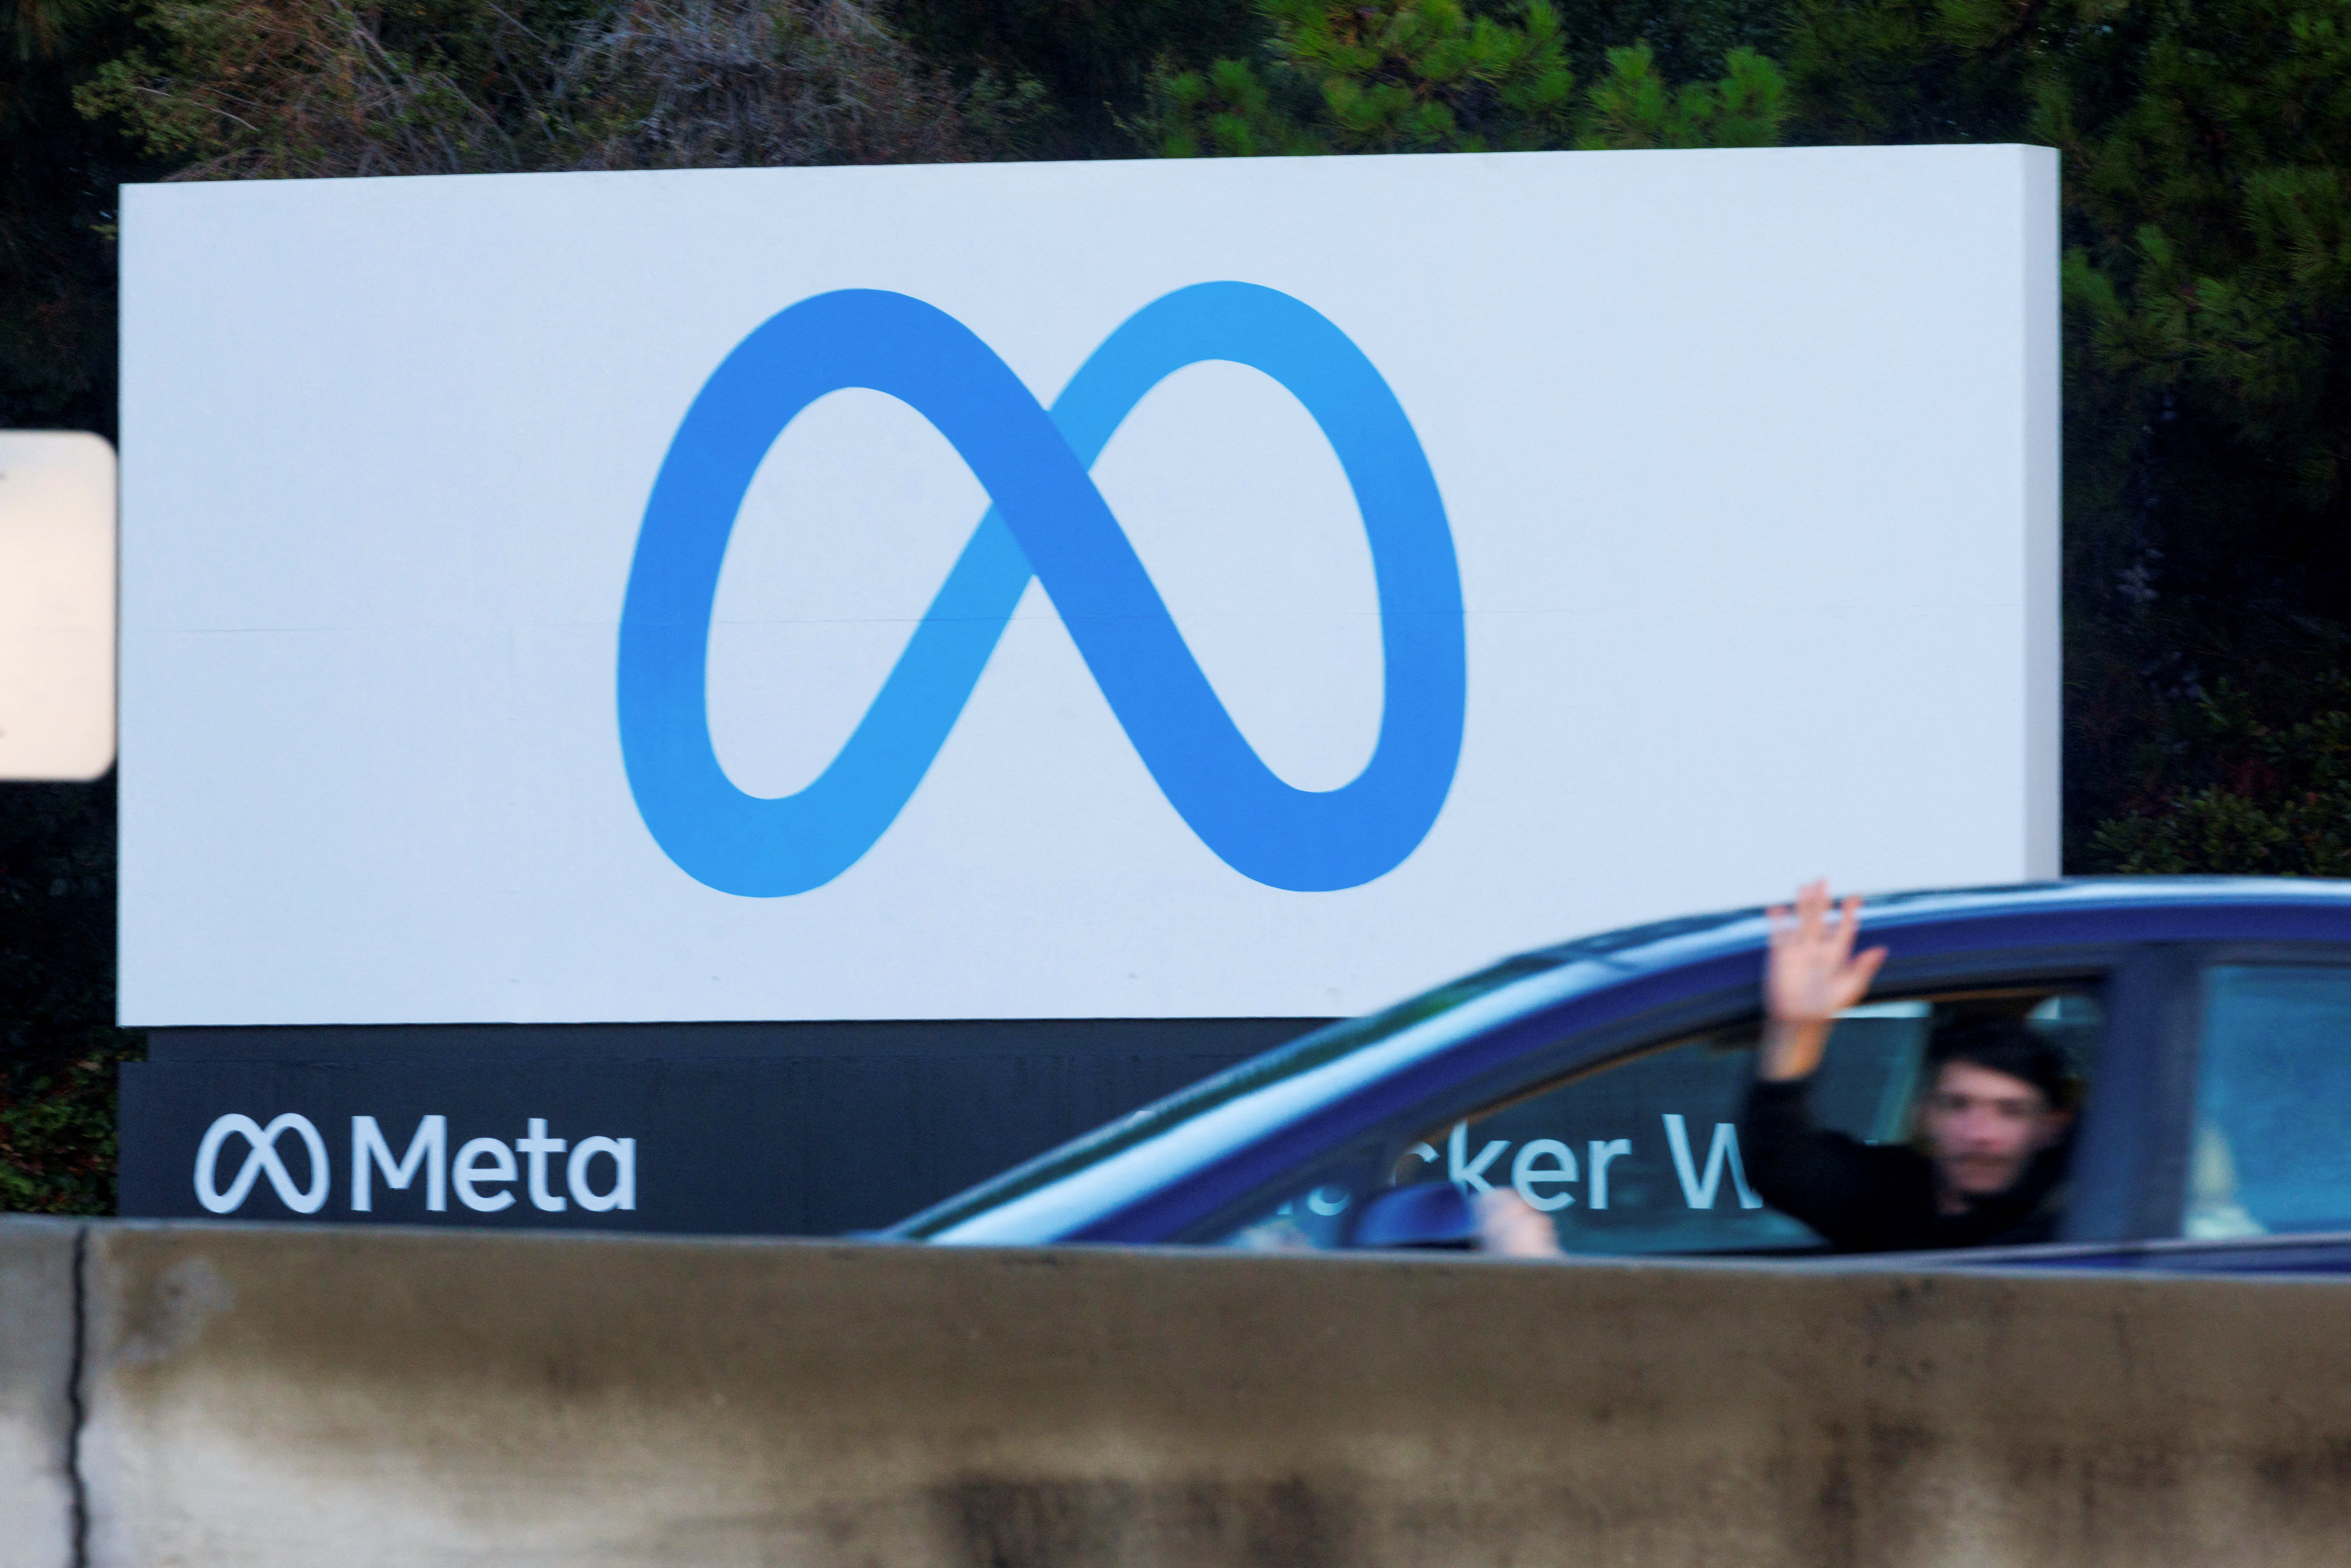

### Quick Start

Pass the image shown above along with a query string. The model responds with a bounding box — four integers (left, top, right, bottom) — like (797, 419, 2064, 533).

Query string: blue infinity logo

(619, 283, 1465, 896)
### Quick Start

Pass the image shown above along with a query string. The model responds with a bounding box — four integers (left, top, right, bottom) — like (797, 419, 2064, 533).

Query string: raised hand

(1758, 879, 1887, 1081)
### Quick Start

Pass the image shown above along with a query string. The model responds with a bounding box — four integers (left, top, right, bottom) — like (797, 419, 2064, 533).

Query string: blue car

(890, 878, 2351, 1273)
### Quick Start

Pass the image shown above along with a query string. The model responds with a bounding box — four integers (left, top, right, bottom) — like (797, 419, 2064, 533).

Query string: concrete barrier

(0, 1218, 76, 1568)
(6, 1216, 2351, 1565)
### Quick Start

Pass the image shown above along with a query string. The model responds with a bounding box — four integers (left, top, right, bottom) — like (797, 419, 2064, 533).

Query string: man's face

(1918, 1059, 2071, 1200)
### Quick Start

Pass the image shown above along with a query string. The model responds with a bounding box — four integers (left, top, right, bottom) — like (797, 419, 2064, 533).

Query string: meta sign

(114, 148, 2056, 1230)
(192, 1113, 634, 1217)
(623, 282, 1461, 898)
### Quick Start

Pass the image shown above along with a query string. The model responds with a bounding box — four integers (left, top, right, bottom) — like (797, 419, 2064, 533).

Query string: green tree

(1149, 52, 1321, 156)
(1578, 38, 1782, 146)
(1777, 0, 2065, 147)
(2091, 676, 2351, 876)
(1276, 0, 1578, 152)
(1144, 0, 1785, 155)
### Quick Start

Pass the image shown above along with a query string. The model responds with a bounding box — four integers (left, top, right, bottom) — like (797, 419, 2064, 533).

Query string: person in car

(1738, 879, 2077, 1251)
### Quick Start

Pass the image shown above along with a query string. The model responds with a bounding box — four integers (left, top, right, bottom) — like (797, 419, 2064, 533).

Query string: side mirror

(1350, 1182, 1478, 1250)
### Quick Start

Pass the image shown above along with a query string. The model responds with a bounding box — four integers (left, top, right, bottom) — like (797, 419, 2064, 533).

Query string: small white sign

(0, 431, 116, 781)
(118, 148, 2057, 1026)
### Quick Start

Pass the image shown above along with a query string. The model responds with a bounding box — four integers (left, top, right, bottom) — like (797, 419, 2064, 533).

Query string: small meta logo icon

(194, 1113, 636, 1217)
(619, 283, 1467, 898)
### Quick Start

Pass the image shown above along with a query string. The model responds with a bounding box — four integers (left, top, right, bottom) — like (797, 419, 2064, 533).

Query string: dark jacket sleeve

(1738, 1074, 1930, 1251)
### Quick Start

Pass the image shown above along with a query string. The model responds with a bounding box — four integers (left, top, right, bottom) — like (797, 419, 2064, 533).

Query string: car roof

(1522, 874, 2351, 972)
(894, 877, 2351, 1243)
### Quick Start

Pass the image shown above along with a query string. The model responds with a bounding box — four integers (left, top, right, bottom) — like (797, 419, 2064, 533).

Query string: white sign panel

(119, 146, 2057, 1026)
(0, 431, 116, 781)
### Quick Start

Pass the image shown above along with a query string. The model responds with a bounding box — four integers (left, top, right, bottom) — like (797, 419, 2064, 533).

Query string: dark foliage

(883, 0, 1265, 155)
(0, 777, 141, 1212)
(1133, 0, 1786, 157)
(3, 0, 154, 1214)
(76, 0, 982, 177)
(2, 0, 162, 438)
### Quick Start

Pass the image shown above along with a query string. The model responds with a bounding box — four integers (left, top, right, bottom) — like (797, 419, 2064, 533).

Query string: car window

(1221, 987, 2101, 1255)
(1406, 1004, 1932, 1255)
(2186, 964, 2351, 1239)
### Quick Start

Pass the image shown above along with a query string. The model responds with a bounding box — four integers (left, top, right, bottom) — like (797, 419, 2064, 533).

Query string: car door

(1195, 964, 2115, 1259)
(2124, 945, 2351, 1272)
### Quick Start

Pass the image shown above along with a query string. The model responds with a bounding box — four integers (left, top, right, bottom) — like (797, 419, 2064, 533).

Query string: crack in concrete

(65, 1223, 88, 1568)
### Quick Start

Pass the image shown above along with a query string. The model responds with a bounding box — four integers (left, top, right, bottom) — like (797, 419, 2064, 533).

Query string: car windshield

(890, 952, 1568, 1238)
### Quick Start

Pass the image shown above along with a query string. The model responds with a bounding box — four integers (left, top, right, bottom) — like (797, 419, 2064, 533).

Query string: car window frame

(1172, 943, 2139, 1252)
(2062, 942, 2200, 1243)
(2151, 941, 2351, 1246)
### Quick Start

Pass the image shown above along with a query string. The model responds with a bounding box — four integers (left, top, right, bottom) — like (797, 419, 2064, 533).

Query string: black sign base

(118, 1020, 1322, 1235)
